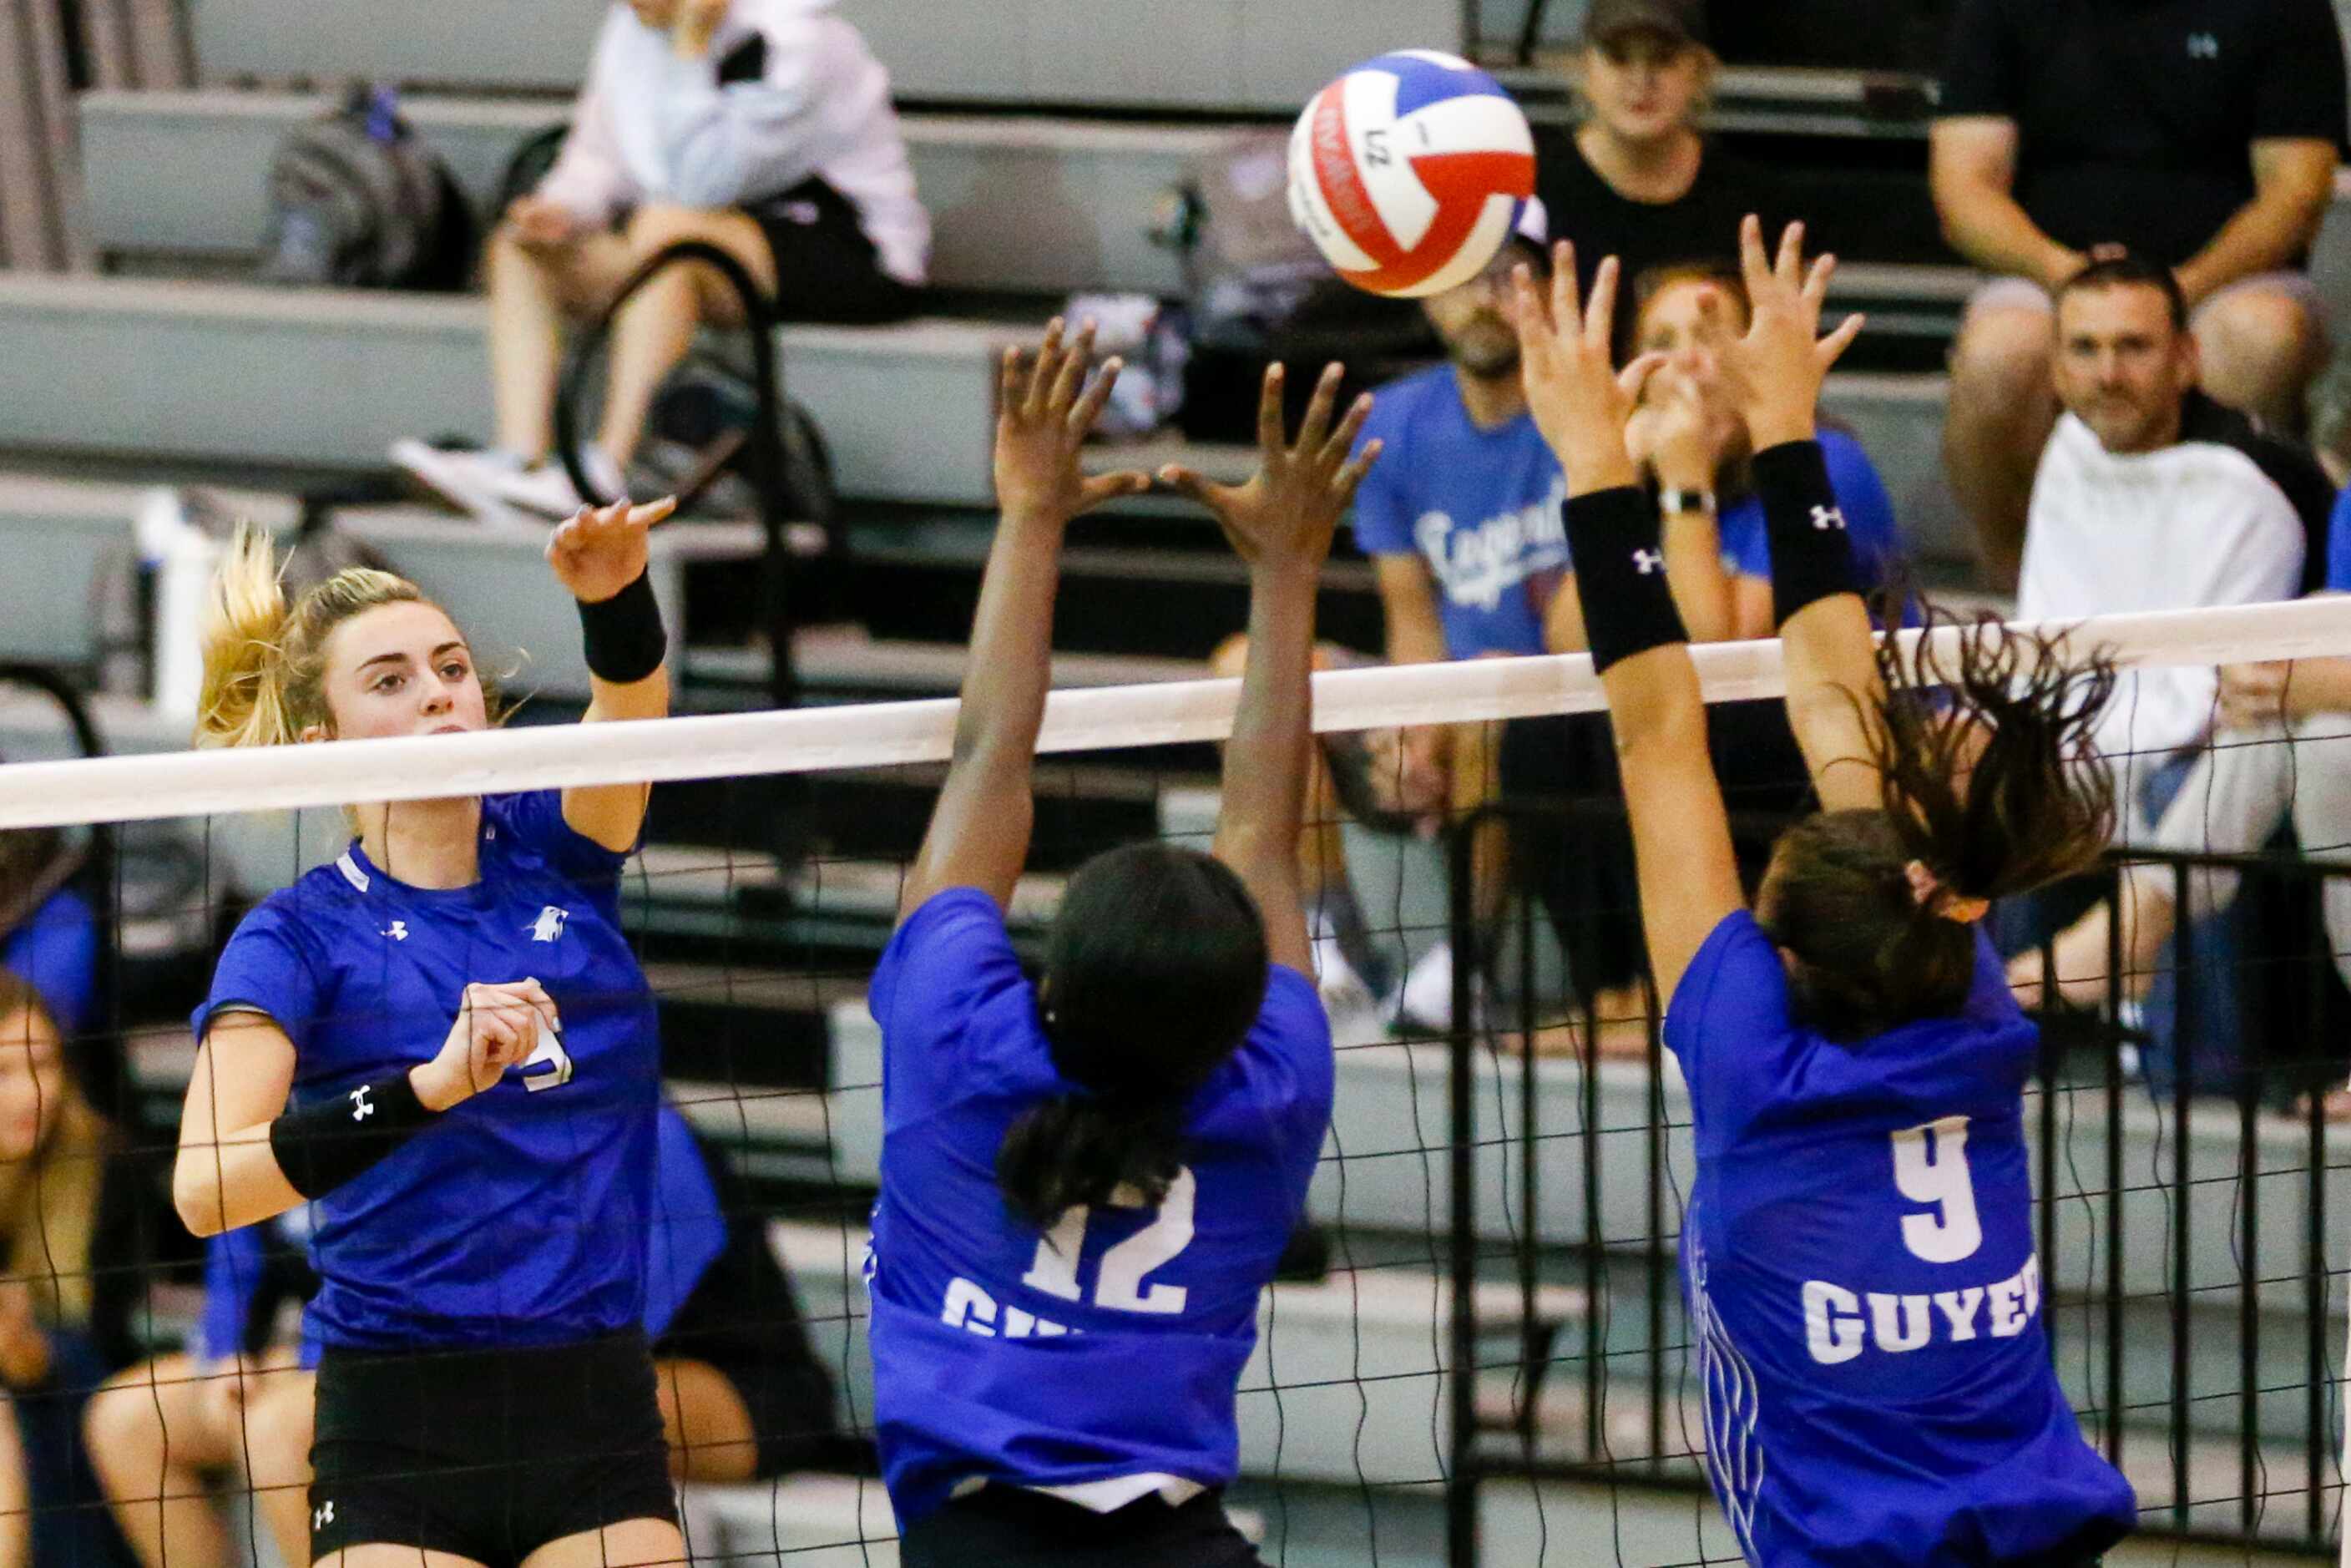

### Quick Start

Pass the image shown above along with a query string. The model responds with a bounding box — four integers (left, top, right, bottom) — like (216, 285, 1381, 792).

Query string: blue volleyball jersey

(192, 791, 661, 1351)
(1350, 364, 1570, 660)
(2326, 487, 2351, 592)
(1666, 912, 2136, 1565)
(3, 887, 99, 1039)
(865, 888, 1333, 1523)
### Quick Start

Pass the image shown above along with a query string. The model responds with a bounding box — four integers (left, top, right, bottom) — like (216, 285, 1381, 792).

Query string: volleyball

(1287, 50, 1537, 299)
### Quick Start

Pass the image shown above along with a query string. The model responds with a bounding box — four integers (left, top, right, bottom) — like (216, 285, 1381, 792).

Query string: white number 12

(1889, 1115, 1983, 1264)
(1019, 1166, 1196, 1315)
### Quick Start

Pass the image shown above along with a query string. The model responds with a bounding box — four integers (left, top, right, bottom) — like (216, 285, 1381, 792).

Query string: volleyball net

(2, 596, 2350, 1567)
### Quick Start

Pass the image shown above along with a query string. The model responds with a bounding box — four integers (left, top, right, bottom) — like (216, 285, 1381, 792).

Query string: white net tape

(1, 598, 2347, 831)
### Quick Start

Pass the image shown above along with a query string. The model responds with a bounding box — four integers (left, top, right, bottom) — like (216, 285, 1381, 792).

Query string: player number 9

(1888, 1115, 1984, 1265)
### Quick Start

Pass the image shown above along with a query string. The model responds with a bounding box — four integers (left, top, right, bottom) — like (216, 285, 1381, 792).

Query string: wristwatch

(1658, 487, 1718, 517)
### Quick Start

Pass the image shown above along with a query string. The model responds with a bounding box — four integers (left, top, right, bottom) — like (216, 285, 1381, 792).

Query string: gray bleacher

(188, 0, 1462, 111)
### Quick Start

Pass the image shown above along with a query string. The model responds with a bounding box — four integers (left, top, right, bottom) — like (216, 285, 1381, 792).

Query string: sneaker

(1385, 938, 1487, 1036)
(494, 444, 629, 519)
(390, 439, 532, 526)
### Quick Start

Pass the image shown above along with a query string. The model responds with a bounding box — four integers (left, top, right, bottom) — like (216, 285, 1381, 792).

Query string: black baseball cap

(1582, 0, 1708, 48)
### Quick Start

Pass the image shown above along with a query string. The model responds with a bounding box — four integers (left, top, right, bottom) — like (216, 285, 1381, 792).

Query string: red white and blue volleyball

(1288, 51, 1536, 299)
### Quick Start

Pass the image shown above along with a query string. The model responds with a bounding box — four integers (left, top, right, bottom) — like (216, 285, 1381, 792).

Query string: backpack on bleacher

(1158, 131, 1435, 444)
(260, 83, 476, 291)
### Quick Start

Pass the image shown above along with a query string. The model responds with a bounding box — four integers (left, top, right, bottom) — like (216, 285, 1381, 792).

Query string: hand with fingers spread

(1720, 216, 1867, 452)
(1160, 362, 1379, 575)
(993, 318, 1153, 525)
(412, 979, 562, 1111)
(1512, 244, 1666, 493)
(547, 495, 680, 604)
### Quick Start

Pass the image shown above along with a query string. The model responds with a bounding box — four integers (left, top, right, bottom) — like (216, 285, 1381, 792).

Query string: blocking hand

(992, 319, 1152, 524)
(1159, 362, 1378, 574)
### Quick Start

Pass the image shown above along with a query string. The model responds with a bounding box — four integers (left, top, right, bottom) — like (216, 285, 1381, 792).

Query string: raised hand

(412, 979, 561, 1111)
(1720, 216, 1866, 451)
(1512, 243, 1666, 491)
(547, 495, 678, 604)
(1159, 362, 1378, 574)
(993, 318, 1152, 524)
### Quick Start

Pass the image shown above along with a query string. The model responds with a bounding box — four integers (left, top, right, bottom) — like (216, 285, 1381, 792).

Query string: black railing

(1443, 796, 2350, 1564)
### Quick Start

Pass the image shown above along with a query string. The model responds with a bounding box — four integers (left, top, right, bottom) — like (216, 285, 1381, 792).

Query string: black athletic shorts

(740, 177, 922, 326)
(308, 1330, 677, 1566)
(899, 1487, 1264, 1568)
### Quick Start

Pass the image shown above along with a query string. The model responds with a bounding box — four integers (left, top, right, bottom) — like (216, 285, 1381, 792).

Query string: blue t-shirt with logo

(1350, 364, 1569, 660)
(865, 888, 1333, 1523)
(192, 790, 661, 1352)
(1666, 912, 2136, 1564)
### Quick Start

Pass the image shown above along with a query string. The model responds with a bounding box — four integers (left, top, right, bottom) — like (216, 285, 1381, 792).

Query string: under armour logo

(314, 1500, 335, 1531)
(529, 905, 569, 943)
(1811, 505, 1846, 532)
(1632, 549, 1664, 574)
(348, 1087, 375, 1123)
(2187, 32, 2218, 58)
(382, 921, 408, 942)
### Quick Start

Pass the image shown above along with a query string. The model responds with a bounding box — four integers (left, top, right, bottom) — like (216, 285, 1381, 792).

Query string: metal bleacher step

(0, 273, 1023, 506)
(184, 0, 1454, 113)
(79, 89, 1231, 297)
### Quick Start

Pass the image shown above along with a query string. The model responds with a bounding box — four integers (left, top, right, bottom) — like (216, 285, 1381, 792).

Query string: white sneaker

(493, 444, 629, 519)
(1387, 938, 1486, 1035)
(390, 440, 532, 525)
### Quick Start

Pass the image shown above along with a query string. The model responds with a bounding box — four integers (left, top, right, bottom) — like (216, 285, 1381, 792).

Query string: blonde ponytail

(191, 523, 422, 749)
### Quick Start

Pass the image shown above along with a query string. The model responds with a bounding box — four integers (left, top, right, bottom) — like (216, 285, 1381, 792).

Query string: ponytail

(995, 1095, 1185, 1230)
(1762, 599, 2118, 1041)
(191, 524, 423, 750)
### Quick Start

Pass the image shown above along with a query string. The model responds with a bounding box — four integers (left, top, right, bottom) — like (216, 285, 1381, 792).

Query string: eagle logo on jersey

(529, 906, 569, 943)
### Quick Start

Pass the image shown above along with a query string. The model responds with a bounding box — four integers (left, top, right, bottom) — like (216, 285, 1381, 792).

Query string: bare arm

(1165, 367, 1378, 976)
(174, 984, 552, 1237)
(1930, 119, 2081, 286)
(899, 323, 1150, 919)
(550, 496, 680, 852)
(1720, 218, 1883, 813)
(2176, 140, 2338, 306)
(1514, 248, 1744, 1002)
(1374, 555, 1449, 666)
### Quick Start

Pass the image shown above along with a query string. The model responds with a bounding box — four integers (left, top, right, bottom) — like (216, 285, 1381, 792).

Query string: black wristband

(1563, 487, 1689, 675)
(577, 569, 667, 685)
(1752, 438, 1860, 630)
(268, 1071, 434, 1201)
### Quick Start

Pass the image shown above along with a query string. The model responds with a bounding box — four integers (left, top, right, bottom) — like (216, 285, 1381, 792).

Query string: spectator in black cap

(1532, 0, 1773, 340)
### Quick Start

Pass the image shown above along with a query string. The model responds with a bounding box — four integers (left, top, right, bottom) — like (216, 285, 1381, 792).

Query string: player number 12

(1019, 1166, 1196, 1315)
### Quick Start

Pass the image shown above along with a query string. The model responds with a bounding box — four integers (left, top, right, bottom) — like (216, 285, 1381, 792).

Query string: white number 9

(1888, 1115, 1982, 1264)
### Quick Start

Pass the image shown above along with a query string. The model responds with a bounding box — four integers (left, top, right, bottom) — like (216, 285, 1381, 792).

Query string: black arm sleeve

(1753, 439, 1862, 629)
(1562, 488, 1689, 674)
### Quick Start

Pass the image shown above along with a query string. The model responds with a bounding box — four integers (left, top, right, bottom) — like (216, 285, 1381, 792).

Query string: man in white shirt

(396, 0, 930, 522)
(2005, 253, 2332, 1092)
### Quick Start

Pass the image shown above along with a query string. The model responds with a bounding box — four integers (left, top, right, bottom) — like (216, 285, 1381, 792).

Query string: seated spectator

(2014, 486, 2351, 1086)
(0, 971, 163, 1568)
(86, 1101, 838, 1568)
(0, 826, 99, 1044)
(1933, 0, 2343, 585)
(395, 0, 930, 523)
(1997, 255, 2332, 1093)
(1533, 0, 1773, 348)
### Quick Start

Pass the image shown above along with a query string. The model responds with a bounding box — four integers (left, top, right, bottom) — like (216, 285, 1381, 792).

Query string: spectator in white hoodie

(397, 0, 930, 522)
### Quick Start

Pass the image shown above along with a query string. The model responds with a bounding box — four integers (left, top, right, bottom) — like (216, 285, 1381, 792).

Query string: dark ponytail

(1762, 599, 2118, 1040)
(996, 1095, 1186, 1230)
(997, 842, 1268, 1228)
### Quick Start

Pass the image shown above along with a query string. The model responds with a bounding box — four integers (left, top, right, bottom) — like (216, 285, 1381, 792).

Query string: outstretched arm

(1163, 367, 1378, 976)
(1515, 246, 1741, 1004)
(1716, 218, 1877, 812)
(550, 495, 680, 852)
(899, 322, 1152, 919)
